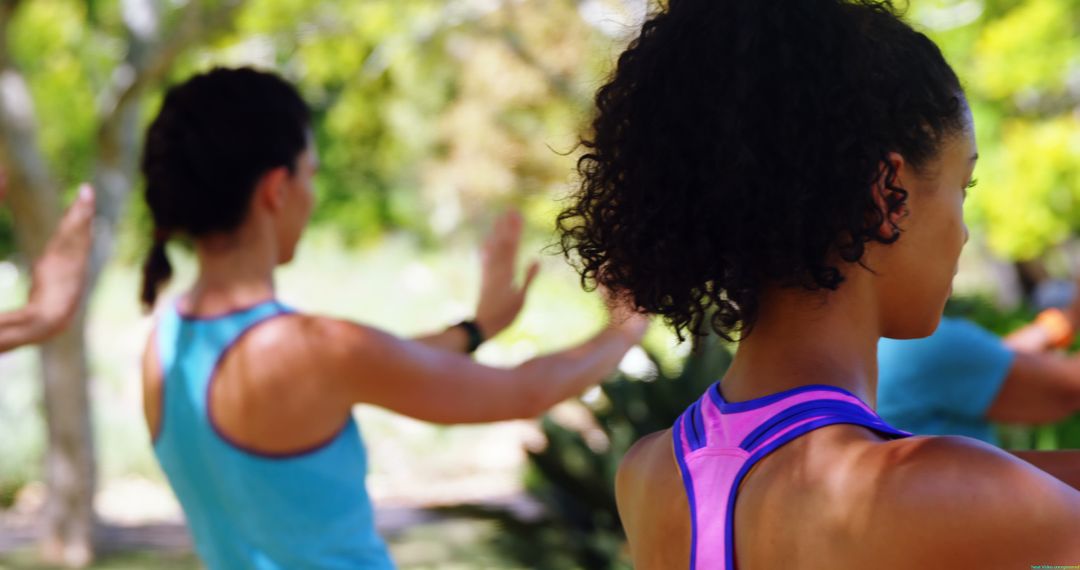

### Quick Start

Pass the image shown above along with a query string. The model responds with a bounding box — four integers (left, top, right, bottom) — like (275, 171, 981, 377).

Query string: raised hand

(475, 210, 540, 339)
(26, 184, 95, 339)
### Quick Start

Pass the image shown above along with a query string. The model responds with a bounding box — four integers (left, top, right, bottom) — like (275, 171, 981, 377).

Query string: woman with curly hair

(558, 0, 1080, 567)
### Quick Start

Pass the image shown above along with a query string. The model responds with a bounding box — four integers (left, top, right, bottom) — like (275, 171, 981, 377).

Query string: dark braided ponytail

(139, 67, 311, 310)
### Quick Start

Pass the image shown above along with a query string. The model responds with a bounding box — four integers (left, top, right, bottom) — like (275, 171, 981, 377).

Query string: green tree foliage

(914, 0, 1080, 261)
(0, 0, 636, 254)
(0, 1, 98, 257)
(181, 0, 623, 244)
(915, 0, 1080, 452)
(5, 0, 1078, 259)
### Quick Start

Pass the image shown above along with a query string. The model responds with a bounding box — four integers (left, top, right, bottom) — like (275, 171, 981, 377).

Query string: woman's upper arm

(868, 436, 1080, 566)
(986, 352, 1080, 424)
(313, 317, 536, 424)
(1012, 450, 1080, 492)
(142, 327, 163, 439)
(616, 430, 692, 570)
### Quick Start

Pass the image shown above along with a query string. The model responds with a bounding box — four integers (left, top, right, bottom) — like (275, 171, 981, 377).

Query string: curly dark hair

(558, 0, 967, 341)
(139, 67, 311, 310)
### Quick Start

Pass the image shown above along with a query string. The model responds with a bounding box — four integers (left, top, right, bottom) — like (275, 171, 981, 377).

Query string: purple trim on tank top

(708, 382, 865, 413)
(201, 308, 355, 460)
(739, 400, 878, 451)
(153, 301, 284, 447)
(174, 298, 283, 321)
(671, 418, 699, 570)
(212, 413, 355, 460)
(721, 414, 911, 570)
(686, 401, 707, 450)
(152, 337, 167, 447)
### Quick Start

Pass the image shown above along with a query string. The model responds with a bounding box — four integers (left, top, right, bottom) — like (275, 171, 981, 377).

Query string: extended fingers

(519, 260, 540, 293)
(60, 184, 95, 229)
(47, 185, 95, 258)
(483, 211, 523, 276)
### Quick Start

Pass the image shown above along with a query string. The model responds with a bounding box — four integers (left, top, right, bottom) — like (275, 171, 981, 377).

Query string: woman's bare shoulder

(829, 434, 1080, 567)
(616, 429, 692, 570)
(222, 312, 386, 397)
(619, 430, 677, 486)
(236, 312, 398, 371)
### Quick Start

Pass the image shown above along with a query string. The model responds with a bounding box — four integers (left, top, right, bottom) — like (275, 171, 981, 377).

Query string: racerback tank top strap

(155, 299, 292, 442)
(672, 383, 912, 570)
(152, 299, 395, 569)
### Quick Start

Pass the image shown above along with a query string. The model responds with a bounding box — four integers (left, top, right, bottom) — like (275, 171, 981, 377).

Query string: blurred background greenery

(0, 0, 1077, 568)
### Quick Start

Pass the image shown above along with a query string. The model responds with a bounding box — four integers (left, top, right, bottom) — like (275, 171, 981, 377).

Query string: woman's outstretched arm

(313, 304, 647, 424)
(1012, 450, 1080, 492)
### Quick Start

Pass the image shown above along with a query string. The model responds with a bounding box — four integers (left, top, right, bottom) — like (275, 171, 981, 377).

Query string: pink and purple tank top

(672, 383, 912, 569)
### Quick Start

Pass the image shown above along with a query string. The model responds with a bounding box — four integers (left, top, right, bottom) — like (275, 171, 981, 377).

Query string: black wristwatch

(454, 320, 486, 354)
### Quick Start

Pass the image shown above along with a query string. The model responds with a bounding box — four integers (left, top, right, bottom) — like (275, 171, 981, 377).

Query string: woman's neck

(184, 228, 278, 316)
(721, 275, 882, 408)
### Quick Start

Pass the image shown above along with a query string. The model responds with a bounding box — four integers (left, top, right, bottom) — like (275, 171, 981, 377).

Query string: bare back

(618, 422, 1080, 570)
(617, 383, 916, 570)
(143, 309, 353, 455)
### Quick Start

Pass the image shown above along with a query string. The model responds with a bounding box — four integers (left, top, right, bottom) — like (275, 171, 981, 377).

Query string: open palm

(28, 184, 95, 336)
(475, 211, 539, 339)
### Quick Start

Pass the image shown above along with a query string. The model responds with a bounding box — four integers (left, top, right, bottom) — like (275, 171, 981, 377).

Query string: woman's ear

(255, 167, 289, 213)
(872, 152, 908, 240)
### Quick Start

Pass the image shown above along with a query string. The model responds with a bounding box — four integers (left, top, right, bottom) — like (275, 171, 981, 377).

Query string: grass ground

(0, 551, 197, 570)
(0, 517, 528, 569)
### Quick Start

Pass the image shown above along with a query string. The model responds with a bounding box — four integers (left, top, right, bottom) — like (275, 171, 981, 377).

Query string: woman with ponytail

(139, 67, 647, 569)
(139, 228, 172, 310)
(559, 0, 1080, 567)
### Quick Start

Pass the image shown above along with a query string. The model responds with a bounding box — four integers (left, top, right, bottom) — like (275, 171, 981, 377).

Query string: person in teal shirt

(878, 304, 1080, 445)
(137, 67, 647, 570)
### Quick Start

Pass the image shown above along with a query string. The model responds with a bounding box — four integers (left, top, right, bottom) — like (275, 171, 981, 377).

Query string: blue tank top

(152, 300, 395, 570)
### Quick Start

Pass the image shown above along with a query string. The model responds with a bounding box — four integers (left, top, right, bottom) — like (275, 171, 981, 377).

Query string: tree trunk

(0, 24, 99, 565)
(38, 321, 95, 568)
(0, 1, 244, 565)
